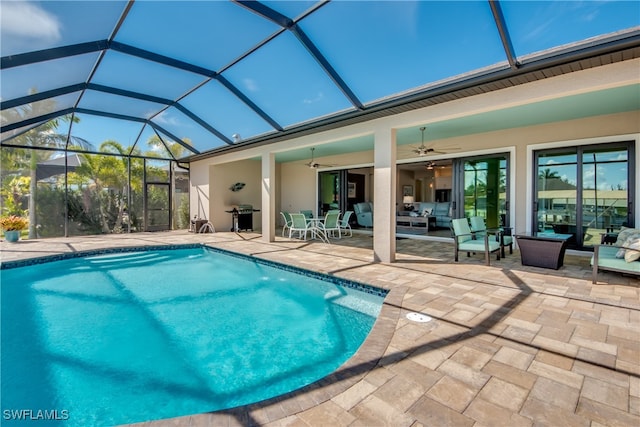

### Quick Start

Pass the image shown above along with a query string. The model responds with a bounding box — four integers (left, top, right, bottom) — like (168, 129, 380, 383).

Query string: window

(534, 142, 634, 249)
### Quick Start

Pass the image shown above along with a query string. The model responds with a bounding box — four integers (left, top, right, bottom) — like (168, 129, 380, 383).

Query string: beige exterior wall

(191, 110, 638, 237)
(280, 163, 317, 218)
(206, 159, 263, 232)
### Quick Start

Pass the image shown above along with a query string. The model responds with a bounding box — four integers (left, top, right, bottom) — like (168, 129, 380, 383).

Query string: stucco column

(262, 152, 276, 242)
(373, 126, 397, 263)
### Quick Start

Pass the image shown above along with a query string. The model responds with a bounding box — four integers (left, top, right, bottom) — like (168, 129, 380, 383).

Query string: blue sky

(539, 149, 629, 192)
(2, 0, 639, 155)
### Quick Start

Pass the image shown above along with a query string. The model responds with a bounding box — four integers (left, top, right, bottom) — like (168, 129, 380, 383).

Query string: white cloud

(583, 168, 595, 180)
(1, 1, 61, 41)
(523, 21, 553, 42)
(243, 78, 259, 92)
(582, 10, 599, 23)
(153, 111, 180, 127)
(303, 92, 324, 105)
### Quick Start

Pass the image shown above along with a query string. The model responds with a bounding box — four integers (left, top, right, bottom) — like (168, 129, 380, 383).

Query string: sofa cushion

(624, 237, 640, 263)
(615, 227, 640, 246)
(616, 232, 640, 258)
(416, 202, 435, 212)
(433, 202, 450, 216)
(592, 245, 640, 273)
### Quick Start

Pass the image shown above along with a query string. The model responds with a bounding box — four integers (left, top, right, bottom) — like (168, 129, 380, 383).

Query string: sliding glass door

(318, 171, 342, 216)
(453, 154, 510, 229)
(534, 142, 634, 249)
(318, 169, 362, 216)
(581, 148, 631, 238)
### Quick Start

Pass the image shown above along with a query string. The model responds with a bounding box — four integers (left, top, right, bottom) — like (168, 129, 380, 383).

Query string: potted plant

(0, 215, 29, 243)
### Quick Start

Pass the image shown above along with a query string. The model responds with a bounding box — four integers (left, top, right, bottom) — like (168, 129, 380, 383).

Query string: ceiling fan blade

(415, 146, 461, 155)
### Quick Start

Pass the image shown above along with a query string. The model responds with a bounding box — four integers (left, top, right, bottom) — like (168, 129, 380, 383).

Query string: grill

(227, 204, 259, 232)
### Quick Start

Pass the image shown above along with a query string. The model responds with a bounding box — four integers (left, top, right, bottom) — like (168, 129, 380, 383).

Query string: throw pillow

(422, 208, 433, 217)
(615, 227, 640, 246)
(616, 233, 640, 258)
(624, 237, 640, 263)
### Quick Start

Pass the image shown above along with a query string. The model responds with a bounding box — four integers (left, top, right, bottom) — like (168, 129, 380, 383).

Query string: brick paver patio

(1, 231, 638, 426)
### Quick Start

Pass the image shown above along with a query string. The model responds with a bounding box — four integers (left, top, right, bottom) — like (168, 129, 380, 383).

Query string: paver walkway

(1, 231, 638, 426)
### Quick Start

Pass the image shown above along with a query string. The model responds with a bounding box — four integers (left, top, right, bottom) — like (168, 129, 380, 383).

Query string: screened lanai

(1, 0, 639, 239)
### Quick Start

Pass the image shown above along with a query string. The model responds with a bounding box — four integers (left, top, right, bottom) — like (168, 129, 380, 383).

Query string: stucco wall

(189, 158, 281, 232)
(279, 162, 317, 215)
(191, 111, 638, 237)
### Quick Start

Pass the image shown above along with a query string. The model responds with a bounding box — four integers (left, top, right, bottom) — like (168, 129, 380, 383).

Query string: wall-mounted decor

(348, 182, 356, 198)
(229, 182, 245, 192)
(403, 185, 413, 197)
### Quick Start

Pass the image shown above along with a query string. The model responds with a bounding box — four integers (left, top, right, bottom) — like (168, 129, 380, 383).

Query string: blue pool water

(1, 245, 386, 426)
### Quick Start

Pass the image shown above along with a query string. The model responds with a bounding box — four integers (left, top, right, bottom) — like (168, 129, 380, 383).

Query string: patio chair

(338, 211, 353, 237)
(300, 210, 313, 220)
(469, 216, 487, 236)
(319, 211, 341, 239)
(280, 211, 293, 237)
(289, 213, 311, 240)
(500, 229, 514, 257)
(470, 216, 513, 257)
(451, 218, 501, 266)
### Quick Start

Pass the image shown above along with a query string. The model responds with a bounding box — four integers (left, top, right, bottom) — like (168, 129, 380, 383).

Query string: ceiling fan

(424, 160, 445, 170)
(304, 147, 333, 169)
(410, 126, 459, 157)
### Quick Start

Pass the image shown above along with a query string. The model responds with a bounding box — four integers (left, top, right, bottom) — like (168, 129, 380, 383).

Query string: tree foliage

(1, 118, 189, 237)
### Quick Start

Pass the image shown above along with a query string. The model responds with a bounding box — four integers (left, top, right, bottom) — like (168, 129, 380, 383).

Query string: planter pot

(3, 230, 21, 243)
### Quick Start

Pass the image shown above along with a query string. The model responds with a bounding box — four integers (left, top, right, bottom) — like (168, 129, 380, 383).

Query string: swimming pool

(1, 244, 386, 426)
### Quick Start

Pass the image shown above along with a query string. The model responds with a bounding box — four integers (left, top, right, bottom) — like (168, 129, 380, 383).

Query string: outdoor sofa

(591, 227, 640, 283)
(410, 202, 451, 228)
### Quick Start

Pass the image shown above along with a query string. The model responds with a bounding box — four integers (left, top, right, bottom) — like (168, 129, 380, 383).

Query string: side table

(515, 233, 572, 269)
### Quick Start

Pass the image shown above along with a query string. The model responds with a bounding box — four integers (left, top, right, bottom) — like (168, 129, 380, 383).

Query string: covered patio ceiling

(1, 1, 639, 162)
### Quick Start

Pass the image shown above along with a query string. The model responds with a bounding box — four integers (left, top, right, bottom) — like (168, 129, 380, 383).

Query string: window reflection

(535, 144, 632, 249)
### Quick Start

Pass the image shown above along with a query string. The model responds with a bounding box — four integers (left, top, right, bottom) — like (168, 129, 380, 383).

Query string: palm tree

(145, 134, 194, 160)
(538, 168, 561, 182)
(3, 103, 91, 237)
(96, 141, 139, 232)
(74, 141, 135, 233)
